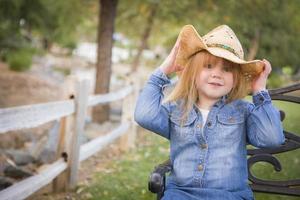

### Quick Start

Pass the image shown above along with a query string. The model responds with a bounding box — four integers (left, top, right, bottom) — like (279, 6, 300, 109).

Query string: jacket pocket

(215, 113, 244, 142)
(170, 111, 197, 143)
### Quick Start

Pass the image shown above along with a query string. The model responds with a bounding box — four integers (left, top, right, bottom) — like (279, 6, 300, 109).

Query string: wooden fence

(0, 76, 139, 200)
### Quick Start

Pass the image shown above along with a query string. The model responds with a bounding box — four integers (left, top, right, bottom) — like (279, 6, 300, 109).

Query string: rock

(0, 153, 14, 174)
(4, 165, 33, 179)
(44, 120, 60, 153)
(29, 136, 48, 159)
(37, 148, 56, 164)
(0, 176, 14, 190)
(0, 123, 53, 149)
(31, 121, 62, 164)
(5, 149, 35, 166)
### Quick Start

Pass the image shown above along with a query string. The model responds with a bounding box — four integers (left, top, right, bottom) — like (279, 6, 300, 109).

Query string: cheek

(226, 74, 234, 89)
(196, 71, 207, 85)
(195, 75, 205, 89)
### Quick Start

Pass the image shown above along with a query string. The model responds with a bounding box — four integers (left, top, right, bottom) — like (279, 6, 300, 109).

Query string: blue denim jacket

(134, 68, 285, 200)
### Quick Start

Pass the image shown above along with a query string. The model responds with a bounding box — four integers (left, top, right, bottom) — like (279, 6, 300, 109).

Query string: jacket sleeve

(246, 90, 285, 148)
(134, 68, 171, 139)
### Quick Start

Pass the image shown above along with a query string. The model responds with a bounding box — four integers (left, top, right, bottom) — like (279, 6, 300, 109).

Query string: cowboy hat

(175, 24, 264, 80)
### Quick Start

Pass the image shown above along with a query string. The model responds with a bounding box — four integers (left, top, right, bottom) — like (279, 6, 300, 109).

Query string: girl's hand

(159, 38, 184, 76)
(251, 59, 272, 94)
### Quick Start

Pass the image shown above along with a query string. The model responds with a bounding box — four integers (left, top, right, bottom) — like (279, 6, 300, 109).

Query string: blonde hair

(163, 51, 248, 124)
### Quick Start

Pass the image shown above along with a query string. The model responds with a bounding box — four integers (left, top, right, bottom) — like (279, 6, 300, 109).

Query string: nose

(211, 65, 222, 78)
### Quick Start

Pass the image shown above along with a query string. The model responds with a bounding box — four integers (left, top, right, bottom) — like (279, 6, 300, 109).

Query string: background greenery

(1, 0, 300, 81)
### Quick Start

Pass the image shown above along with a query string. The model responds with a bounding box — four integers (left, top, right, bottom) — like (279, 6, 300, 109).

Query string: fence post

(52, 95, 74, 192)
(67, 79, 89, 189)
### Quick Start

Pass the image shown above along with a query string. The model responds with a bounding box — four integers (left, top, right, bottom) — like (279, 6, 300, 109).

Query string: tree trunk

(131, 3, 158, 73)
(247, 28, 260, 60)
(92, 0, 118, 123)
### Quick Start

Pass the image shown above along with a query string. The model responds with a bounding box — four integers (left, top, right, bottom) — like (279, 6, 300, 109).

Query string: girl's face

(195, 56, 234, 102)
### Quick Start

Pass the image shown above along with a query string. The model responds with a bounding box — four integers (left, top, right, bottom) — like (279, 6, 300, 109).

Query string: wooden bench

(148, 83, 300, 199)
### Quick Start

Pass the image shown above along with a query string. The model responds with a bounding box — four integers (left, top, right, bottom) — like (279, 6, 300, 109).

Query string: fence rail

(0, 77, 138, 200)
(0, 100, 75, 133)
(79, 122, 130, 162)
(0, 159, 67, 200)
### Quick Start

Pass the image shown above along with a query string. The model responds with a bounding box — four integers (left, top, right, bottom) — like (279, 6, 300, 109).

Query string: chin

(207, 94, 224, 99)
(210, 91, 230, 98)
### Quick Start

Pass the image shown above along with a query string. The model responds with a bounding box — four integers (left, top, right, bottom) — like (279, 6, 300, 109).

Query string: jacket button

(228, 117, 235, 123)
(207, 121, 212, 127)
(201, 144, 208, 149)
(198, 164, 204, 171)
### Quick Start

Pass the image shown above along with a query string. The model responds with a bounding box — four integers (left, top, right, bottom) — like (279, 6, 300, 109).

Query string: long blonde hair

(163, 51, 249, 123)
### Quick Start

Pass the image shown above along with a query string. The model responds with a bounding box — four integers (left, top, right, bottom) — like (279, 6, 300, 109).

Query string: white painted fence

(0, 77, 138, 200)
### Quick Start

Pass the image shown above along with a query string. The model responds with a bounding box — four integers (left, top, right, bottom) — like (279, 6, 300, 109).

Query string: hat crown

(203, 25, 244, 59)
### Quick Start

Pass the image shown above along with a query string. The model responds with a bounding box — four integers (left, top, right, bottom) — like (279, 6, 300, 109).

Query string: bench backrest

(247, 83, 300, 197)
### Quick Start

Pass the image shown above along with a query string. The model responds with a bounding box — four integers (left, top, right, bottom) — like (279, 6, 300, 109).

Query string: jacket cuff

(253, 90, 272, 106)
(150, 68, 171, 87)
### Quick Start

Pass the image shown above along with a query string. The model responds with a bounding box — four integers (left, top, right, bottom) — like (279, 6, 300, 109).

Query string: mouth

(208, 82, 224, 86)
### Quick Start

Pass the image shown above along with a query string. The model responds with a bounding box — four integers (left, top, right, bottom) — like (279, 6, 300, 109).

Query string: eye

(206, 64, 212, 69)
(223, 66, 232, 72)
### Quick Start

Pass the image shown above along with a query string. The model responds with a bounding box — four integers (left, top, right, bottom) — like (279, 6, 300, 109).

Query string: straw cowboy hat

(175, 25, 264, 80)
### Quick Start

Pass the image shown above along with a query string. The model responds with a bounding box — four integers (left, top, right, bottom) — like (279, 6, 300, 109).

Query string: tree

(92, 0, 118, 123)
(0, 0, 87, 57)
(116, 0, 211, 72)
(131, 2, 159, 73)
(116, 0, 299, 74)
(211, 0, 300, 72)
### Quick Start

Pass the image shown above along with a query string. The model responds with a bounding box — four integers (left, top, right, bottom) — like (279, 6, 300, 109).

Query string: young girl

(134, 25, 285, 200)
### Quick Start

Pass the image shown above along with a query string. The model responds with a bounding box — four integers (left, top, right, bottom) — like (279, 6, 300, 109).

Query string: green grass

(80, 101, 299, 200)
(79, 130, 170, 200)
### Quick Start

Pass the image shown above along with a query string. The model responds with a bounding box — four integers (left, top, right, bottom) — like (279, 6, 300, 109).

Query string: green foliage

(267, 73, 285, 89)
(282, 66, 293, 76)
(53, 66, 71, 76)
(7, 48, 34, 71)
(60, 38, 78, 52)
(0, 0, 88, 56)
(116, 0, 300, 73)
(193, 0, 300, 73)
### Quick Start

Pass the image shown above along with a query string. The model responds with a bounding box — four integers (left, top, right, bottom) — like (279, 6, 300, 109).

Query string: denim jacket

(134, 68, 285, 200)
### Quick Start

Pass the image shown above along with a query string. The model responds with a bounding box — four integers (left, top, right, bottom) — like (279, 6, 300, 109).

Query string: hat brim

(175, 25, 264, 77)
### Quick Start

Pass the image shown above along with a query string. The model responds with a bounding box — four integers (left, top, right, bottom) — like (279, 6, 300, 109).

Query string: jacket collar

(193, 95, 227, 111)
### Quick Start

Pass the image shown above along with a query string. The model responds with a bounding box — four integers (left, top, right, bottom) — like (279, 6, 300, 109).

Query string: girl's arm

(134, 38, 183, 139)
(246, 90, 285, 148)
(246, 59, 285, 148)
(134, 68, 172, 139)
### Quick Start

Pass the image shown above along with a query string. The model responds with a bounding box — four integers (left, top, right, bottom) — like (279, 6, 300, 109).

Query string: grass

(79, 101, 299, 200)
(78, 129, 170, 200)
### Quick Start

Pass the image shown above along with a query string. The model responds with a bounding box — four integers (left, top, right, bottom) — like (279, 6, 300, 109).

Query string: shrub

(7, 49, 33, 71)
(267, 73, 284, 89)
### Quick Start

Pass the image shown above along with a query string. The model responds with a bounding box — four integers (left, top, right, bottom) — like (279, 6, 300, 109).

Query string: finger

(262, 59, 272, 74)
(171, 43, 180, 62)
(169, 41, 179, 57)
